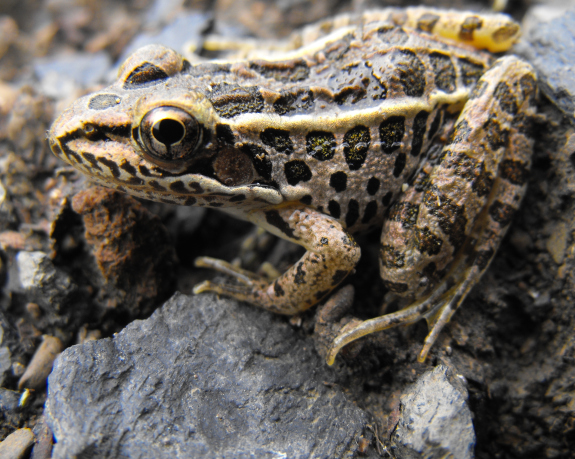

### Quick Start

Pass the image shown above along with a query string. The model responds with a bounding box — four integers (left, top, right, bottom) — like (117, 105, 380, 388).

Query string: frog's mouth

(48, 112, 283, 209)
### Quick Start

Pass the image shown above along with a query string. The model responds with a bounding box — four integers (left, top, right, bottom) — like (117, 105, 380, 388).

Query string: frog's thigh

(327, 56, 537, 365)
(396, 7, 521, 52)
(196, 206, 361, 315)
(380, 56, 536, 297)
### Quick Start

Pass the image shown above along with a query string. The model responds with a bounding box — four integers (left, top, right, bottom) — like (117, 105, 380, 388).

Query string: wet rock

(390, 365, 475, 459)
(45, 292, 373, 459)
(0, 427, 35, 459)
(516, 8, 575, 118)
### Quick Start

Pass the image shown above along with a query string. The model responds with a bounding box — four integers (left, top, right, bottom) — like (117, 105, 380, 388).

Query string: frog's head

(48, 45, 283, 209)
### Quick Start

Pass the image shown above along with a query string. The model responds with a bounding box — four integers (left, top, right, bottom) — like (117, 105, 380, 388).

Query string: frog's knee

(379, 243, 445, 297)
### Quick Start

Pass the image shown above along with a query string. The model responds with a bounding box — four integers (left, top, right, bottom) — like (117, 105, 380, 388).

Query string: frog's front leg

(194, 206, 361, 315)
(327, 55, 537, 365)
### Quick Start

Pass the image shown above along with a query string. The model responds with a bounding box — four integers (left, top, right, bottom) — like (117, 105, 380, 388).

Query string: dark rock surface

(516, 8, 575, 118)
(45, 292, 374, 459)
(391, 365, 475, 459)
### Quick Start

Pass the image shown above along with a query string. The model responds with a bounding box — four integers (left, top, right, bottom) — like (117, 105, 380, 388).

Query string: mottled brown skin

(48, 7, 536, 364)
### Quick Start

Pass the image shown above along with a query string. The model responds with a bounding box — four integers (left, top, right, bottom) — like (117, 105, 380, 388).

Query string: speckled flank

(306, 131, 336, 161)
(260, 128, 294, 155)
(343, 126, 371, 170)
(240, 144, 272, 181)
(411, 111, 429, 157)
(379, 117, 405, 154)
(285, 160, 312, 185)
(329, 172, 347, 192)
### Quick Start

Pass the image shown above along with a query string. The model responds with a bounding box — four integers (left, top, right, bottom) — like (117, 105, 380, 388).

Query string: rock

(34, 52, 112, 99)
(68, 187, 178, 320)
(390, 365, 476, 459)
(30, 416, 53, 459)
(13, 251, 75, 314)
(120, 11, 211, 61)
(45, 292, 373, 458)
(0, 388, 20, 412)
(0, 388, 24, 432)
(515, 8, 575, 118)
(0, 345, 11, 381)
(0, 428, 35, 459)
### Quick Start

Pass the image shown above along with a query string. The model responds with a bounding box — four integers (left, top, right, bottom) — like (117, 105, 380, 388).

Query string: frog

(48, 7, 538, 365)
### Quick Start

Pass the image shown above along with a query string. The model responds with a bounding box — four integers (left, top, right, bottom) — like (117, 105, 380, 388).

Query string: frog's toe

(194, 256, 265, 285)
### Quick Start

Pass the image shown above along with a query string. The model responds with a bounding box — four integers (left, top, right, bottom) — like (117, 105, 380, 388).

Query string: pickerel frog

(48, 7, 537, 364)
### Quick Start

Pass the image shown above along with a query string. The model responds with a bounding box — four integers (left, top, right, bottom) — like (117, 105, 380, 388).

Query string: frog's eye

(138, 106, 202, 163)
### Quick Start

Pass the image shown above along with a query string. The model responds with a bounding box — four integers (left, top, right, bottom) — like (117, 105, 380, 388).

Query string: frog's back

(191, 21, 492, 232)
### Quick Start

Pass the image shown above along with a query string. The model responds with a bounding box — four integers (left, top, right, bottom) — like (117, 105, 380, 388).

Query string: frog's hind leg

(390, 7, 521, 52)
(327, 56, 537, 365)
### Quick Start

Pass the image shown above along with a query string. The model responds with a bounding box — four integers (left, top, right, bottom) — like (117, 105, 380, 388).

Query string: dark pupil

(153, 119, 185, 145)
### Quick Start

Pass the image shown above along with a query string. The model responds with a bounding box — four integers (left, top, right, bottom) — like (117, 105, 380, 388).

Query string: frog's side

(48, 7, 538, 364)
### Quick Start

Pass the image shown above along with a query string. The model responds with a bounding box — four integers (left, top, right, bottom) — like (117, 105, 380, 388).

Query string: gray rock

(0, 388, 25, 430)
(0, 345, 11, 377)
(34, 52, 112, 98)
(45, 292, 372, 459)
(0, 388, 21, 412)
(13, 251, 75, 314)
(119, 11, 211, 63)
(391, 365, 476, 459)
(515, 8, 575, 118)
(0, 311, 18, 387)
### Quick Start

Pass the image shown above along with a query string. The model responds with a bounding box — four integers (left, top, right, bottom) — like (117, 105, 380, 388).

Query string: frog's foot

(326, 258, 485, 365)
(313, 285, 364, 361)
(193, 256, 274, 305)
(194, 206, 361, 316)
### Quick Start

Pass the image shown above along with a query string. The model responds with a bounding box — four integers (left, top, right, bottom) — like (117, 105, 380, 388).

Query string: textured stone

(516, 8, 575, 118)
(45, 292, 372, 459)
(391, 365, 476, 459)
(13, 251, 75, 314)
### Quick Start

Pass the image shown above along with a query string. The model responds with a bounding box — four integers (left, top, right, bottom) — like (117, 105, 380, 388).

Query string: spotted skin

(48, 8, 535, 365)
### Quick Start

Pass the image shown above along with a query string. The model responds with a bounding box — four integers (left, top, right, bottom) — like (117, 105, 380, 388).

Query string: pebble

(18, 335, 64, 390)
(0, 428, 35, 459)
